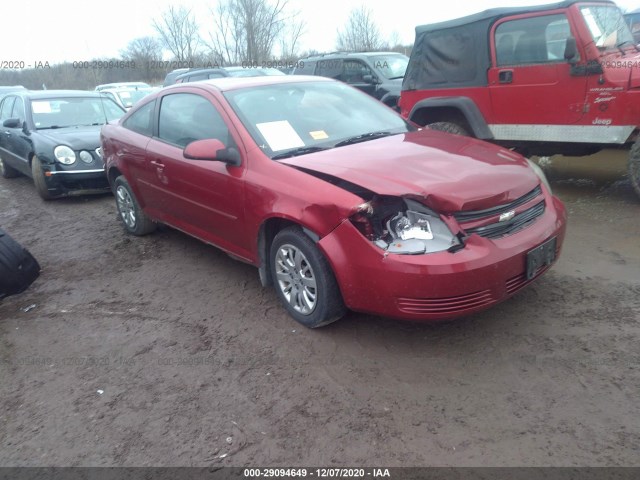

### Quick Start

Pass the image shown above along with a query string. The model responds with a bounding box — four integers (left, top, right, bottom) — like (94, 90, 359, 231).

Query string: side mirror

(183, 138, 241, 166)
(3, 118, 21, 129)
(362, 74, 377, 84)
(564, 37, 578, 64)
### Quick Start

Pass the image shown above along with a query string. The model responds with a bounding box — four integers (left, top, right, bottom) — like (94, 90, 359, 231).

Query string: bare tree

(279, 15, 305, 61)
(153, 6, 202, 63)
(206, 0, 301, 64)
(120, 36, 164, 80)
(336, 6, 384, 52)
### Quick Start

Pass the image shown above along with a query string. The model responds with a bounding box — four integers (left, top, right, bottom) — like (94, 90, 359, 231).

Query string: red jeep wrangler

(399, 0, 640, 198)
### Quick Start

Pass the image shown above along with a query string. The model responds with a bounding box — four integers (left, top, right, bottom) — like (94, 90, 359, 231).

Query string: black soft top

(404, 0, 615, 91)
(415, 1, 612, 34)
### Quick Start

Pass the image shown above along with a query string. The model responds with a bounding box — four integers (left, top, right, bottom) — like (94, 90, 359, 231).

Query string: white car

(94, 82, 150, 92)
(99, 87, 157, 110)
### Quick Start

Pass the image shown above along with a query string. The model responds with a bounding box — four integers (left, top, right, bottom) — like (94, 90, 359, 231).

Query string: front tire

(114, 176, 156, 235)
(270, 227, 346, 328)
(31, 156, 56, 200)
(629, 140, 640, 199)
(0, 155, 20, 179)
(428, 121, 469, 136)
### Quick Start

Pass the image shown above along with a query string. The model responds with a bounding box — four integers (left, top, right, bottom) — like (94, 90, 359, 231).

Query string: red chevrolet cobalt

(101, 76, 566, 328)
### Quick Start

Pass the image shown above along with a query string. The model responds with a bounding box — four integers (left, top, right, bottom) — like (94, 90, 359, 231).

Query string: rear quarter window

(122, 100, 155, 136)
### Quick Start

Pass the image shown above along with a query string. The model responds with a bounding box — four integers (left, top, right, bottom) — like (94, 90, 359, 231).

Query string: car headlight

(54, 145, 76, 165)
(527, 158, 552, 194)
(351, 198, 462, 255)
(79, 150, 93, 164)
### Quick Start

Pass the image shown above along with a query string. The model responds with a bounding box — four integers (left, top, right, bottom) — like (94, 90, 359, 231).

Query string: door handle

(150, 160, 165, 168)
(498, 70, 514, 84)
(4, 131, 11, 136)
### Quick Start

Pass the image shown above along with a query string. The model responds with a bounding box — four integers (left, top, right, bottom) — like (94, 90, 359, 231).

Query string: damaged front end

(349, 196, 464, 255)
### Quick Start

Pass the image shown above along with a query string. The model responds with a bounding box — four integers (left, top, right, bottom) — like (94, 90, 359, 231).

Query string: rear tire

(629, 140, 640, 199)
(428, 121, 469, 136)
(31, 156, 56, 200)
(114, 176, 156, 235)
(0, 155, 20, 179)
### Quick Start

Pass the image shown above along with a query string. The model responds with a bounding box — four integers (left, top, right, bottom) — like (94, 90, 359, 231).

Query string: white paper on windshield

(31, 101, 52, 113)
(256, 121, 305, 151)
(119, 91, 131, 98)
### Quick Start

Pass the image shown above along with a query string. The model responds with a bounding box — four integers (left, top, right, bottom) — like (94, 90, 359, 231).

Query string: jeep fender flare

(408, 97, 493, 140)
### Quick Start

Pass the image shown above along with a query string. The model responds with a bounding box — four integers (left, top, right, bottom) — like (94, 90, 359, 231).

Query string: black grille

(454, 186, 542, 223)
(464, 201, 545, 239)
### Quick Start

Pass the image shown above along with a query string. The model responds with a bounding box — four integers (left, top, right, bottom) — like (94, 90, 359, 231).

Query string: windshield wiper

(334, 131, 393, 147)
(272, 146, 329, 160)
(616, 40, 640, 53)
(39, 125, 73, 129)
(388, 75, 404, 80)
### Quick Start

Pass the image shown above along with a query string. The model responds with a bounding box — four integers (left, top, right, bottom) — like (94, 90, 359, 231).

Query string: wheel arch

(257, 216, 323, 287)
(107, 166, 123, 192)
(408, 97, 493, 139)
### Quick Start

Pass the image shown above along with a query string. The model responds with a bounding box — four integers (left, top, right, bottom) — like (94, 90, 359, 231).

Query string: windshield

(580, 5, 634, 48)
(30, 97, 125, 129)
(116, 89, 154, 108)
(224, 81, 413, 158)
(369, 54, 409, 79)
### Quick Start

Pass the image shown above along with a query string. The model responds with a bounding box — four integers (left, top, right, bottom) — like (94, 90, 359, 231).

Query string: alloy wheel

(275, 244, 317, 315)
(116, 185, 136, 229)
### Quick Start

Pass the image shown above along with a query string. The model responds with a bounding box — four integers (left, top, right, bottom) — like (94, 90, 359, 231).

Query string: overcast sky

(4, 0, 639, 65)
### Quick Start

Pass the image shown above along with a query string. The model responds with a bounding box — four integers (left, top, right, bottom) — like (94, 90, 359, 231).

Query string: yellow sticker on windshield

(309, 130, 328, 140)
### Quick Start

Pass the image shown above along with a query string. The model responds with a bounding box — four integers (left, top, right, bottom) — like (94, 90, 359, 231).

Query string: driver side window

(340, 60, 374, 84)
(0, 97, 16, 121)
(12, 98, 25, 122)
(158, 93, 231, 148)
(495, 14, 573, 66)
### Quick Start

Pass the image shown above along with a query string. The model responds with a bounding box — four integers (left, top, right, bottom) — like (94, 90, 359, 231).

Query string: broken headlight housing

(526, 158, 552, 194)
(351, 197, 462, 255)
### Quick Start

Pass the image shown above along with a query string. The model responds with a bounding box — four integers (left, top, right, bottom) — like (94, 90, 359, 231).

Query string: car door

(5, 97, 32, 175)
(0, 96, 17, 167)
(144, 90, 248, 254)
(0, 96, 31, 175)
(488, 12, 588, 135)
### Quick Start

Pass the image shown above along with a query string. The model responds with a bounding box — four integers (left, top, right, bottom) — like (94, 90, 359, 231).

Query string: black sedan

(0, 90, 125, 199)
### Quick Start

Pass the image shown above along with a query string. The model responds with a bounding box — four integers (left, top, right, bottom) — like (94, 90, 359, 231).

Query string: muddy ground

(0, 153, 639, 467)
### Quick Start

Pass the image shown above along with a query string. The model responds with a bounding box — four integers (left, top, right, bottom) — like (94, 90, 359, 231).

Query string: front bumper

(41, 166, 110, 195)
(318, 196, 567, 321)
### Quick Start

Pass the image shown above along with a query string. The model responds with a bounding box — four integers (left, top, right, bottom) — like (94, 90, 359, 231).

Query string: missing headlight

(350, 196, 462, 255)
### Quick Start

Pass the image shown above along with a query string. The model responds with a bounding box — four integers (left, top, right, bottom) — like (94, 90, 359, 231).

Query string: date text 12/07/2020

(242, 468, 391, 478)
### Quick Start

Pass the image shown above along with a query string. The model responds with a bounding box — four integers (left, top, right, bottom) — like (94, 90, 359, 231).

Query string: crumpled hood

(37, 125, 102, 150)
(281, 129, 540, 213)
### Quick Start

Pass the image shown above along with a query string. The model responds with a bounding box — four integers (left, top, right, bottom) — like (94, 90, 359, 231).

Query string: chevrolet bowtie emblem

(499, 210, 516, 222)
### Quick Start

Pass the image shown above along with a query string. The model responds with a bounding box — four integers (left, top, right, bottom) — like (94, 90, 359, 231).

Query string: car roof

(14, 90, 108, 99)
(0, 85, 27, 93)
(415, 0, 615, 33)
(100, 86, 155, 93)
(165, 75, 332, 92)
(302, 51, 405, 60)
(95, 82, 149, 90)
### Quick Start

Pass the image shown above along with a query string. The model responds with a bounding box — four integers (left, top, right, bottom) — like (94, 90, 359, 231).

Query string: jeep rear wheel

(428, 122, 469, 136)
(630, 140, 640, 199)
